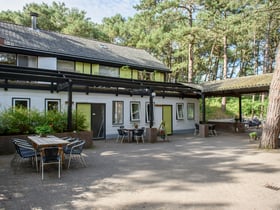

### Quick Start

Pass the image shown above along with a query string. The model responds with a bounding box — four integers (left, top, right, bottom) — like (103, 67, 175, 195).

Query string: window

(112, 101, 124, 125)
(130, 101, 140, 121)
(99, 65, 119, 77)
(176, 103, 184, 120)
(0, 52, 16, 65)
(12, 98, 30, 109)
(145, 102, 154, 123)
(187, 103, 195, 120)
(57, 60, 75, 72)
(45, 99, 60, 112)
(17, 55, 37, 68)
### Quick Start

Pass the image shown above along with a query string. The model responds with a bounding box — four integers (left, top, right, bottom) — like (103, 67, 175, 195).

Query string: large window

(176, 103, 184, 120)
(17, 54, 37, 68)
(187, 103, 195, 120)
(112, 101, 124, 125)
(99, 65, 119, 77)
(45, 99, 60, 112)
(130, 101, 140, 121)
(12, 98, 30, 109)
(0, 52, 16, 65)
(57, 59, 75, 72)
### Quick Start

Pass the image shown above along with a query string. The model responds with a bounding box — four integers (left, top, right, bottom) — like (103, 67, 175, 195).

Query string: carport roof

(182, 73, 272, 97)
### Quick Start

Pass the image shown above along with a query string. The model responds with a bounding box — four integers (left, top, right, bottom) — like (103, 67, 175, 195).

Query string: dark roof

(185, 74, 272, 97)
(0, 21, 170, 72)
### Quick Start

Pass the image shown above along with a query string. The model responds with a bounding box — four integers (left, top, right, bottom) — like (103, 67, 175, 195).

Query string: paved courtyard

(0, 131, 280, 210)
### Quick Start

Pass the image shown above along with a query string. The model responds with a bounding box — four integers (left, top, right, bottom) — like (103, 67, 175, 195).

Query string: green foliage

(34, 124, 53, 136)
(204, 96, 268, 120)
(0, 108, 86, 135)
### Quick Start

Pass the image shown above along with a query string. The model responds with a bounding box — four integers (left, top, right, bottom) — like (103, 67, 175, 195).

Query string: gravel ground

(0, 131, 280, 210)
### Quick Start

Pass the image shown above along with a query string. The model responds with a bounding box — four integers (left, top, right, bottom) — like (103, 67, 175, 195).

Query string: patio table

(28, 135, 69, 162)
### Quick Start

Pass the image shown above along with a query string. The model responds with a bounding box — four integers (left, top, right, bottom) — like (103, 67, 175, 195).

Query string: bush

(0, 108, 87, 135)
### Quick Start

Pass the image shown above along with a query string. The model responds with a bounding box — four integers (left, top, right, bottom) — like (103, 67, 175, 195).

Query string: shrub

(0, 108, 86, 135)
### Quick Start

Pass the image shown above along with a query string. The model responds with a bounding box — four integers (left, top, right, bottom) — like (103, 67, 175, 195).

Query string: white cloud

(0, 0, 138, 23)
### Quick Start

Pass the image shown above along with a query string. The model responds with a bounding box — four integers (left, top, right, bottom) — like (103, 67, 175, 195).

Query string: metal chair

(116, 128, 128, 143)
(194, 123, 199, 135)
(12, 138, 39, 172)
(209, 124, 217, 136)
(40, 147, 61, 180)
(133, 128, 145, 144)
(63, 140, 86, 169)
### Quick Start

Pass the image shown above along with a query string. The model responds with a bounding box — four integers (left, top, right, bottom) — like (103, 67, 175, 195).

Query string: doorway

(162, 105, 173, 135)
(77, 103, 106, 139)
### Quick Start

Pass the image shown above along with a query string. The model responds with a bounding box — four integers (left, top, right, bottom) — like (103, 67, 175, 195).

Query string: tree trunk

(221, 35, 227, 112)
(260, 44, 280, 149)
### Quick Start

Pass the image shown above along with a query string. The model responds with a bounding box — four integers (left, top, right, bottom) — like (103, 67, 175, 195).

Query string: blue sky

(0, 0, 138, 23)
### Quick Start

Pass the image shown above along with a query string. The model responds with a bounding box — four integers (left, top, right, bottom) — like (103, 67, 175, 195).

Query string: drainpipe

(149, 89, 155, 128)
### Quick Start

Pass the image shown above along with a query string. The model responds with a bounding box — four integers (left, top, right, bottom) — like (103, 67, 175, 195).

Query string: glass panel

(75, 62, 83, 73)
(18, 55, 37, 68)
(99, 65, 119, 77)
(176, 103, 184, 120)
(84, 63, 91, 74)
(155, 72, 164, 82)
(112, 101, 124, 125)
(57, 60, 75, 72)
(0, 52, 16, 65)
(130, 101, 140, 121)
(92, 64, 99, 75)
(187, 103, 195, 120)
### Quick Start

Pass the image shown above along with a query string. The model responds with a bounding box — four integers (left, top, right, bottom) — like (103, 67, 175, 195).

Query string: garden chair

(12, 139, 39, 172)
(116, 128, 128, 143)
(133, 128, 145, 144)
(209, 124, 217, 136)
(40, 147, 62, 180)
(63, 140, 86, 169)
(194, 123, 199, 135)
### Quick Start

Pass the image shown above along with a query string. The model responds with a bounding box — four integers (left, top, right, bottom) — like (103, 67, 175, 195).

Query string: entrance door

(91, 103, 106, 139)
(162, 105, 172, 135)
(77, 103, 106, 139)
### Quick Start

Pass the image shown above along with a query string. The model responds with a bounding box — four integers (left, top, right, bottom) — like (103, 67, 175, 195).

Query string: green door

(77, 103, 91, 131)
(162, 105, 172, 135)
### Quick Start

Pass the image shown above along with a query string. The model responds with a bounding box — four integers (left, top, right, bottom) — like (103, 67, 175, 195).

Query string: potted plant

(134, 122, 139, 129)
(35, 124, 53, 137)
(249, 131, 257, 140)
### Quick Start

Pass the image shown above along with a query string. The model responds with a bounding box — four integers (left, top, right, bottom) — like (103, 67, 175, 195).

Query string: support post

(67, 80, 73, 131)
(202, 93, 206, 123)
(239, 96, 242, 122)
(149, 89, 154, 128)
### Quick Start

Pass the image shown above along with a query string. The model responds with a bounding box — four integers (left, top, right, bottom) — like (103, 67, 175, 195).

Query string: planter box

(145, 128, 158, 143)
(0, 131, 93, 155)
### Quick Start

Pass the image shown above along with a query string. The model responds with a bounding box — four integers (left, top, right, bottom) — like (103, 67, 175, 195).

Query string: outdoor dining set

(11, 135, 87, 180)
(116, 126, 145, 144)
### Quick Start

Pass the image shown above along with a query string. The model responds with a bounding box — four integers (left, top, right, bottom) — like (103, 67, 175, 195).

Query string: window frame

(187, 103, 195, 120)
(130, 101, 140, 122)
(112, 101, 124, 125)
(45, 99, 61, 112)
(176, 103, 184, 120)
(12, 97, 30, 109)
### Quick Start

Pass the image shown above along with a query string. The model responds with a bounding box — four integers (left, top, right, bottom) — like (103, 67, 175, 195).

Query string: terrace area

(0, 131, 280, 210)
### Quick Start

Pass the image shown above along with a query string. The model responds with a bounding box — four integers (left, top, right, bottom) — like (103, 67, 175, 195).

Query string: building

(0, 17, 200, 140)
